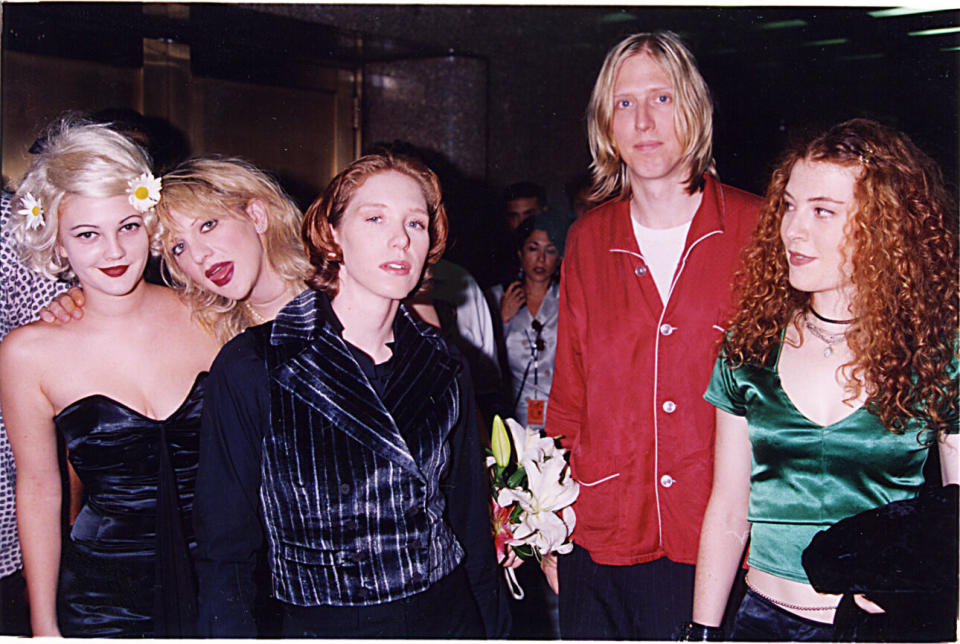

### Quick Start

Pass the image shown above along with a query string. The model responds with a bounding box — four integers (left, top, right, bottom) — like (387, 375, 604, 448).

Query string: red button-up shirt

(546, 175, 760, 566)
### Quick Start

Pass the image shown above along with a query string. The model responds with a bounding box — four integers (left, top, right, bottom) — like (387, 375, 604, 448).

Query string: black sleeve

(444, 361, 512, 638)
(194, 332, 269, 637)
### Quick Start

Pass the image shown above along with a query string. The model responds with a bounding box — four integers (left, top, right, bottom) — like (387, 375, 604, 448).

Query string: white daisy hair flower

(18, 193, 45, 230)
(127, 172, 162, 212)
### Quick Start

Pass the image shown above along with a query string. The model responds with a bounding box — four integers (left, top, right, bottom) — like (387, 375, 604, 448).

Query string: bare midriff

(745, 568, 841, 624)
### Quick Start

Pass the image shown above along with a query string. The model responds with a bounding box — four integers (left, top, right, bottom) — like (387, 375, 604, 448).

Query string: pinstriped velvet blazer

(258, 290, 465, 606)
(196, 290, 509, 637)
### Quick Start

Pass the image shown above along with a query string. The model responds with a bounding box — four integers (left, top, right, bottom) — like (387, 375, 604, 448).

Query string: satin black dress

(54, 373, 206, 638)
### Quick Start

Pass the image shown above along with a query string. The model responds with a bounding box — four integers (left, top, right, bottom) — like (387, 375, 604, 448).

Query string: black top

(56, 374, 205, 637)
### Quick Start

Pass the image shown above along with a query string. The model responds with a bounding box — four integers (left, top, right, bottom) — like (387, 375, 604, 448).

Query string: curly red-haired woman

(688, 119, 958, 641)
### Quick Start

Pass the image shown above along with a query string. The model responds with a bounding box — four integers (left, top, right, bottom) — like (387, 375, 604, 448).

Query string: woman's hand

(500, 281, 525, 323)
(853, 594, 886, 614)
(540, 553, 559, 594)
(38, 287, 85, 323)
(500, 545, 524, 569)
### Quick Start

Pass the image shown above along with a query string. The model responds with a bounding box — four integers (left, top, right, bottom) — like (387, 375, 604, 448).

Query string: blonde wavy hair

(155, 157, 310, 343)
(12, 116, 155, 280)
(586, 31, 717, 203)
(302, 150, 448, 298)
(723, 118, 958, 437)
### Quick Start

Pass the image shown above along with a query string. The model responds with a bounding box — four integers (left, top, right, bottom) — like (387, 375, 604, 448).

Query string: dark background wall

(3, 4, 958, 287)
(260, 4, 958, 198)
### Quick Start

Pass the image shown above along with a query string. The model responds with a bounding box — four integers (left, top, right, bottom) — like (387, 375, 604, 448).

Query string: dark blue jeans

(729, 588, 835, 641)
(557, 545, 694, 640)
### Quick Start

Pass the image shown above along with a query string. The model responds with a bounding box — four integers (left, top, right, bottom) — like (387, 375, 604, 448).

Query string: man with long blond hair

(544, 31, 760, 639)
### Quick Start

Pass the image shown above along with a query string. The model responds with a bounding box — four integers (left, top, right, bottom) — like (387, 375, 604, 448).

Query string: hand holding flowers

(486, 415, 578, 598)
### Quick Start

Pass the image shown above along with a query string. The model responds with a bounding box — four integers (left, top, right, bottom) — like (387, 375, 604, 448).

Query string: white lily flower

(525, 450, 579, 513)
(505, 417, 557, 467)
(488, 417, 579, 558)
(512, 508, 571, 554)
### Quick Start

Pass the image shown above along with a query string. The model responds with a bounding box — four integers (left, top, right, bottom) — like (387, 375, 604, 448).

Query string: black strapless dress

(54, 373, 206, 638)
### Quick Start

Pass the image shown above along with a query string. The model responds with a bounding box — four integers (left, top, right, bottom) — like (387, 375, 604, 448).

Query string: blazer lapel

(383, 306, 461, 438)
(268, 291, 423, 480)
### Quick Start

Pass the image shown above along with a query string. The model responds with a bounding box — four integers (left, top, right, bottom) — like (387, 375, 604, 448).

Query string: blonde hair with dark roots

(155, 157, 310, 343)
(724, 118, 958, 437)
(302, 150, 448, 297)
(586, 31, 716, 203)
(12, 116, 155, 280)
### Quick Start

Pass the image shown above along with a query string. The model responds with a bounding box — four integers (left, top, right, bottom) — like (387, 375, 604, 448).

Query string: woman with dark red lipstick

(154, 157, 310, 343)
(688, 119, 958, 641)
(193, 149, 508, 638)
(0, 118, 220, 636)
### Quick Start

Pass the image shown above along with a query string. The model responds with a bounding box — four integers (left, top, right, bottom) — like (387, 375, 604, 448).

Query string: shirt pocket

(570, 455, 624, 536)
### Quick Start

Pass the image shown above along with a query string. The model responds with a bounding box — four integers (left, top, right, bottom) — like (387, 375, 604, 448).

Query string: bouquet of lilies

(486, 415, 578, 598)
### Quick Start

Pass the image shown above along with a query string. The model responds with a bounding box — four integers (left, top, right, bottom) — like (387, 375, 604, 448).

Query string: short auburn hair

(302, 150, 448, 297)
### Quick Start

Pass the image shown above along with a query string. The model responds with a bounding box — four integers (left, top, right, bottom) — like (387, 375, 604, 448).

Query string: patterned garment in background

(0, 190, 72, 578)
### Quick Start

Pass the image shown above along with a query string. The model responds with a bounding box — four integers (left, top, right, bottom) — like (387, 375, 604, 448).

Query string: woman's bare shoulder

(142, 284, 220, 349)
(0, 319, 67, 374)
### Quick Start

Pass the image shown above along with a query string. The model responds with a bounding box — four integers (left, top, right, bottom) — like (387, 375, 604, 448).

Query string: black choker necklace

(808, 306, 855, 325)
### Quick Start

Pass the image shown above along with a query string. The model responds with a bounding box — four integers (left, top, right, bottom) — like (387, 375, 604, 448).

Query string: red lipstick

(99, 265, 129, 278)
(205, 261, 234, 287)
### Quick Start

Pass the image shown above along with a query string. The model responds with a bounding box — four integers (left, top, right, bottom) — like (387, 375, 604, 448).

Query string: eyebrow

(355, 202, 428, 215)
(69, 213, 143, 231)
(784, 190, 845, 205)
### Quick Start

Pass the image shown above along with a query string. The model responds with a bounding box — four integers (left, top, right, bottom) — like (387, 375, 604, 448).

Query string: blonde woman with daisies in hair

(0, 117, 219, 637)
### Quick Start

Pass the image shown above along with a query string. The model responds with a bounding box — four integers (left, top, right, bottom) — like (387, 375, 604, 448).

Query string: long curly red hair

(724, 118, 957, 437)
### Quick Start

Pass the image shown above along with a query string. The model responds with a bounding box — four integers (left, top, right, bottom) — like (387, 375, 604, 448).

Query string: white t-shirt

(631, 217, 692, 305)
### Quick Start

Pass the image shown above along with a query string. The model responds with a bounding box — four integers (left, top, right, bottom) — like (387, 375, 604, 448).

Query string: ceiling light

(869, 8, 956, 18)
(599, 12, 637, 24)
(759, 19, 807, 30)
(802, 38, 848, 47)
(908, 26, 960, 36)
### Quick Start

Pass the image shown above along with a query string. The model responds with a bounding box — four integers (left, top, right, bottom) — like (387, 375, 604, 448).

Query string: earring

(326, 250, 340, 261)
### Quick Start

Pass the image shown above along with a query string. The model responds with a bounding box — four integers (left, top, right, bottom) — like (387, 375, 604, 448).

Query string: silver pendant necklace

(803, 318, 847, 357)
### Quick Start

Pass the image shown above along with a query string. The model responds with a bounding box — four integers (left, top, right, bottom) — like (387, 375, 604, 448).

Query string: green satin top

(704, 338, 955, 583)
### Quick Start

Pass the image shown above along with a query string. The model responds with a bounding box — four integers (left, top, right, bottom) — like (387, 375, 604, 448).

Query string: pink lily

(491, 498, 521, 562)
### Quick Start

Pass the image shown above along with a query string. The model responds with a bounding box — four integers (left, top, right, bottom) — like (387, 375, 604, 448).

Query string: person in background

(502, 181, 548, 232)
(564, 173, 600, 221)
(487, 212, 567, 431)
(407, 258, 503, 425)
(485, 211, 567, 639)
(545, 31, 760, 639)
(689, 118, 958, 641)
(0, 191, 73, 635)
(193, 150, 509, 638)
(486, 181, 550, 289)
(1, 117, 220, 637)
